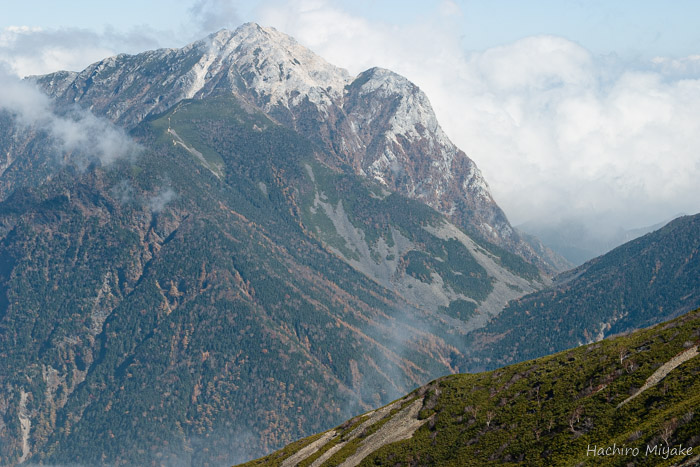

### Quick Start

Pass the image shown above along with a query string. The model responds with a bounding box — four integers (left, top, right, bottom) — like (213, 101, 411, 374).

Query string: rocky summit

(31, 23, 564, 273)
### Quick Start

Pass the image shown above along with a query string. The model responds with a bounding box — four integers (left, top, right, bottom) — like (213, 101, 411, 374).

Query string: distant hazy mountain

(243, 307, 700, 466)
(464, 213, 700, 371)
(518, 216, 681, 266)
(0, 24, 554, 465)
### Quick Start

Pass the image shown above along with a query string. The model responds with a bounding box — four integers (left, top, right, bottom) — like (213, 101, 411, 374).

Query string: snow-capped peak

(181, 23, 351, 112)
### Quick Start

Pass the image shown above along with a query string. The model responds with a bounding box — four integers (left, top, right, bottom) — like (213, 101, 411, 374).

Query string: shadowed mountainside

(462, 213, 700, 371)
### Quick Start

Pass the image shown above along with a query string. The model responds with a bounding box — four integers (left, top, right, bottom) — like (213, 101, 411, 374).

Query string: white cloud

(457, 49, 700, 229)
(255, 1, 700, 231)
(0, 67, 141, 166)
(0, 25, 163, 77)
(148, 187, 177, 213)
(189, 0, 242, 32)
(651, 54, 700, 78)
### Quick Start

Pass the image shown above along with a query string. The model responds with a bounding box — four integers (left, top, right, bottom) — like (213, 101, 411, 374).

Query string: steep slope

(245, 307, 700, 466)
(462, 213, 700, 371)
(0, 22, 695, 467)
(0, 110, 62, 201)
(0, 92, 545, 465)
(29, 23, 563, 272)
(0, 96, 417, 465)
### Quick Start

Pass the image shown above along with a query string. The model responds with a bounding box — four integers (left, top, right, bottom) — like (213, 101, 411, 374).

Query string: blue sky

(458, 0, 700, 58)
(3, 0, 700, 58)
(2, 0, 700, 232)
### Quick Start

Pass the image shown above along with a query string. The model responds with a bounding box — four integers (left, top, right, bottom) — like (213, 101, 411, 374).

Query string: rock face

(337, 67, 520, 258)
(32, 23, 563, 272)
(0, 84, 548, 466)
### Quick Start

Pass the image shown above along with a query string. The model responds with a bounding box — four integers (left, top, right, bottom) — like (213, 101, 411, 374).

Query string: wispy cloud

(2, 1, 699, 233)
(189, 0, 242, 33)
(0, 67, 141, 166)
(148, 187, 177, 213)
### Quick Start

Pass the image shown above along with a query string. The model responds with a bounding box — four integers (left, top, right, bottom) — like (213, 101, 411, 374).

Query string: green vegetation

(319, 398, 416, 465)
(440, 299, 478, 321)
(296, 415, 371, 467)
(298, 160, 496, 304)
(463, 213, 700, 371)
(246, 308, 700, 466)
(3, 77, 695, 467)
(0, 94, 461, 465)
(472, 235, 541, 281)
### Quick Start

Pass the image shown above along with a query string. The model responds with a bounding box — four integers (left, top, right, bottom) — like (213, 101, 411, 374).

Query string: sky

(2, 0, 700, 234)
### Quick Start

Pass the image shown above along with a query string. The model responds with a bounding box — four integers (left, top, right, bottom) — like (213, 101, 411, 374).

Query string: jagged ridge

(30, 23, 564, 273)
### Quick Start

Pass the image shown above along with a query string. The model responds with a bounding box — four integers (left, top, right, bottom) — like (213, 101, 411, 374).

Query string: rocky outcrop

(617, 345, 699, 408)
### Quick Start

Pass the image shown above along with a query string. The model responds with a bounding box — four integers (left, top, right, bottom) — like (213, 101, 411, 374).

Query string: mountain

(462, 213, 700, 371)
(0, 24, 553, 465)
(29, 23, 564, 273)
(243, 307, 700, 466)
(518, 216, 681, 266)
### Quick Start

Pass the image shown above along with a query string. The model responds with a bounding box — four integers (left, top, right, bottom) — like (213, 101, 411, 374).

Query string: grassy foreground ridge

(242, 308, 700, 466)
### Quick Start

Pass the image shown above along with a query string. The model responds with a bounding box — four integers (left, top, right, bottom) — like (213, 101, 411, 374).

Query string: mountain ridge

(29, 22, 565, 273)
(461, 213, 700, 371)
(0, 88, 544, 465)
(243, 307, 700, 466)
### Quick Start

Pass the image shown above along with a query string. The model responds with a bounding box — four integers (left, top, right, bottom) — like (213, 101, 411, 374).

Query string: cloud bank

(254, 0, 700, 231)
(0, 25, 164, 77)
